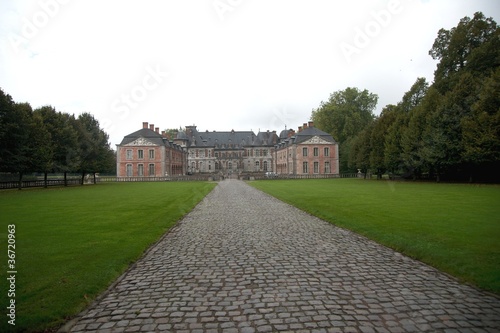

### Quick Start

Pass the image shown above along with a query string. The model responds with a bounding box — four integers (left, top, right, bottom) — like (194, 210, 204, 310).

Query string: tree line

(312, 12, 499, 182)
(0, 89, 115, 187)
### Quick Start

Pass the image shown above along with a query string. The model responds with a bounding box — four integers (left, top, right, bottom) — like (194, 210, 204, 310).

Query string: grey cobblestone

(66, 180, 500, 332)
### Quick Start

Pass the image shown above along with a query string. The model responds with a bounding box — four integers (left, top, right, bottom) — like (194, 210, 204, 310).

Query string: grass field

(0, 182, 215, 332)
(250, 179, 500, 295)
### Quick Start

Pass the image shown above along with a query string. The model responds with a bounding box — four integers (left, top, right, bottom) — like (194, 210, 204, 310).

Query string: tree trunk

(44, 172, 48, 188)
(64, 172, 68, 187)
(93, 172, 96, 184)
(81, 171, 85, 185)
(18, 172, 23, 190)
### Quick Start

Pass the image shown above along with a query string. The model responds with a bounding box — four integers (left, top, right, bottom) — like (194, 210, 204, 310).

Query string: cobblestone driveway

(66, 180, 500, 333)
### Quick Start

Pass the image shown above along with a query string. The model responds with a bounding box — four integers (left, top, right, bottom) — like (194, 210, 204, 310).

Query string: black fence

(98, 175, 221, 182)
(0, 178, 82, 189)
(0, 173, 362, 189)
(248, 173, 359, 180)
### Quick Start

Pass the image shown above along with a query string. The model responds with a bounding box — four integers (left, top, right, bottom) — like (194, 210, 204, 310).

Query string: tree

(349, 122, 374, 178)
(461, 68, 500, 181)
(311, 87, 378, 172)
(36, 106, 80, 185)
(369, 105, 397, 179)
(384, 79, 428, 177)
(74, 113, 115, 184)
(0, 89, 16, 171)
(429, 12, 498, 94)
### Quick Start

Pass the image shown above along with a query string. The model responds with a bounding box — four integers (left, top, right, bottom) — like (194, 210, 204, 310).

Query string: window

(263, 161, 268, 171)
(302, 162, 308, 174)
(126, 149, 133, 160)
(138, 149, 144, 159)
(324, 147, 330, 157)
(314, 162, 319, 174)
(255, 161, 260, 171)
(325, 161, 331, 174)
(228, 162, 232, 170)
(126, 164, 133, 176)
(313, 147, 319, 157)
(149, 149, 155, 159)
(148, 164, 155, 176)
(138, 164, 144, 176)
(302, 147, 308, 157)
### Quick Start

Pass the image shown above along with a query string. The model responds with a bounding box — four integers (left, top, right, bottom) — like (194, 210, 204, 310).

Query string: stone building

(173, 125, 278, 175)
(116, 121, 339, 177)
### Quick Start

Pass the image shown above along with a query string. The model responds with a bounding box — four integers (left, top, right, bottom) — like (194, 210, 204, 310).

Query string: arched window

(255, 161, 260, 171)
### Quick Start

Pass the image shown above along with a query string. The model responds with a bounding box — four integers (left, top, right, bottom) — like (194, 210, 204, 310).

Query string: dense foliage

(312, 12, 499, 181)
(0, 90, 115, 185)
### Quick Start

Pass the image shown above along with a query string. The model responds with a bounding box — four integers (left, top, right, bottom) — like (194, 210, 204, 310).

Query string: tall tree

(74, 113, 115, 184)
(0, 89, 16, 171)
(311, 87, 377, 172)
(35, 106, 80, 185)
(461, 68, 500, 181)
(429, 12, 498, 94)
(384, 79, 428, 176)
(369, 105, 397, 179)
(349, 122, 374, 178)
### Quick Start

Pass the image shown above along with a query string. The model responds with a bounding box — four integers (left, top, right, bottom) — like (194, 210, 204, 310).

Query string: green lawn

(0, 182, 216, 332)
(250, 179, 500, 294)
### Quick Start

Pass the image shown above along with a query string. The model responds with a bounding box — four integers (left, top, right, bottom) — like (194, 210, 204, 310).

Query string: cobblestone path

(66, 180, 500, 333)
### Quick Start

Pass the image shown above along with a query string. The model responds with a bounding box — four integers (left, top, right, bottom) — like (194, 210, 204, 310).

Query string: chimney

(298, 126, 303, 132)
(303, 122, 308, 129)
(308, 121, 314, 128)
(149, 124, 154, 131)
(161, 130, 166, 137)
(155, 127, 159, 134)
(289, 129, 296, 138)
(143, 122, 148, 129)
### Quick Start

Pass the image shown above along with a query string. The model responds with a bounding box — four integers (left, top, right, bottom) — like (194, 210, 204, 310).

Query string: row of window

(303, 161, 331, 174)
(190, 160, 270, 172)
(303, 147, 330, 157)
(126, 149, 155, 160)
(125, 164, 155, 177)
(190, 149, 270, 158)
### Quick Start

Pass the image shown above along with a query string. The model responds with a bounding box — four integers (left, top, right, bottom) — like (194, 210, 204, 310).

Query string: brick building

(116, 121, 339, 177)
(275, 121, 339, 175)
(116, 122, 186, 177)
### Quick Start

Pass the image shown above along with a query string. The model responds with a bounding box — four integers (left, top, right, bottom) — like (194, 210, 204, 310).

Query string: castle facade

(116, 121, 339, 177)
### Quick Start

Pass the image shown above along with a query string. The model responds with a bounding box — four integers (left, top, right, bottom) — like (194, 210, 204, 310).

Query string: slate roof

(119, 128, 166, 146)
(119, 128, 183, 149)
(183, 128, 277, 148)
(293, 126, 337, 144)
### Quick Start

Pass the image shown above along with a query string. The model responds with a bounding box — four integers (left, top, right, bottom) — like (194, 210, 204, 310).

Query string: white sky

(0, 0, 498, 146)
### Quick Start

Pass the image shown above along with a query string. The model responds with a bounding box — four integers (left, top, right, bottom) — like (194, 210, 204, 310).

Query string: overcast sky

(0, 0, 498, 146)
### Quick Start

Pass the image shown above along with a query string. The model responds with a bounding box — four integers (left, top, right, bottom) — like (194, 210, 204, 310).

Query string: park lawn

(250, 179, 500, 295)
(0, 181, 215, 332)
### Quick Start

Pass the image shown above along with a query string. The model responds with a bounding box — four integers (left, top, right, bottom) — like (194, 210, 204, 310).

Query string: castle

(116, 121, 339, 177)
